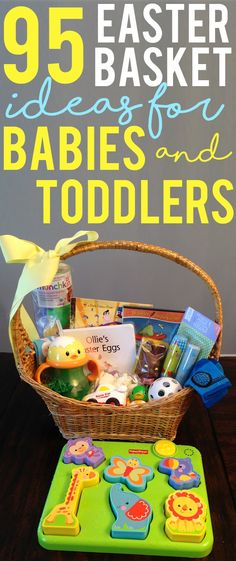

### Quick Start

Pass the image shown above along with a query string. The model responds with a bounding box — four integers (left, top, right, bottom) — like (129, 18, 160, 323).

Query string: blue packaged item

(33, 337, 56, 365)
(176, 307, 221, 360)
(175, 343, 200, 385)
(185, 359, 232, 408)
(32, 263, 73, 337)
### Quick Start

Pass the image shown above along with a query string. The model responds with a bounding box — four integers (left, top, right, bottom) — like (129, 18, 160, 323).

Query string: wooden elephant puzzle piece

(110, 483, 152, 539)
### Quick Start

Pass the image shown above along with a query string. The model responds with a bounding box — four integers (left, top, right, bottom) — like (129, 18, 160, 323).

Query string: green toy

(129, 385, 148, 404)
(38, 440, 214, 557)
(34, 336, 100, 400)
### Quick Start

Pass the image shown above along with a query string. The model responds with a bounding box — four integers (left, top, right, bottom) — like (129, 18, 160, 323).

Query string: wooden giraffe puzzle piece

(165, 490, 207, 543)
(104, 455, 154, 492)
(42, 466, 99, 536)
(158, 457, 201, 490)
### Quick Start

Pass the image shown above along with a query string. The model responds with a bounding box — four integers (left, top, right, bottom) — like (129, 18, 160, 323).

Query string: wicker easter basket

(11, 240, 223, 442)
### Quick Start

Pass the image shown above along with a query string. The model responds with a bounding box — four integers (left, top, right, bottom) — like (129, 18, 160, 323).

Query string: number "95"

(4, 6, 84, 84)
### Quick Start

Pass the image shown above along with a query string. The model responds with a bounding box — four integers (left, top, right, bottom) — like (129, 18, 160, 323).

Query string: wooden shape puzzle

(63, 436, 105, 468)
(158, 457, 201, 490)
(165, 490, 207, 543)
(38, 441, 214, 557)
(104, 455, 154, 492)
(42, 466, 99, 536)
(110, 483, 152, 539)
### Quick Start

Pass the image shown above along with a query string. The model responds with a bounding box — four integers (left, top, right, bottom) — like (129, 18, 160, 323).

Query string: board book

(63, 323, 136, 373)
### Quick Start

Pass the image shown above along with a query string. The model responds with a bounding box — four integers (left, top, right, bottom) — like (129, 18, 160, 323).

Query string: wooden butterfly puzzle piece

(159, 457, 200, 490)
(42, 466, 99, 536)
(165, 490, 207, 543)
(104, 455, 154, 492)
(110, 483, 152, 539)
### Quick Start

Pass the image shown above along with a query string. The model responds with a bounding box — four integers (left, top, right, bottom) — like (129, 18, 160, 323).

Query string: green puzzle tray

(38, 440, 214, 557)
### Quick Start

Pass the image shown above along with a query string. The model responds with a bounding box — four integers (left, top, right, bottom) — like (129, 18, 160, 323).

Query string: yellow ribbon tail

(9, 252, 60, 322)
(9, 307, 39, 360)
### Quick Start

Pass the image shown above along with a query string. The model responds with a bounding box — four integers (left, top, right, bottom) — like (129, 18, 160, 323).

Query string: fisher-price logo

(128, 449, 149, 455)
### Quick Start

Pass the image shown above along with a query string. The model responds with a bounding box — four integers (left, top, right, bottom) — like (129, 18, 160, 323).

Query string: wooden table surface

(1, 354, 235, 561)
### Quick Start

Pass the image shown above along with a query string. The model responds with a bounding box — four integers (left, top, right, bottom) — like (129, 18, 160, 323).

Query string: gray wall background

(0, 0, 235, 353)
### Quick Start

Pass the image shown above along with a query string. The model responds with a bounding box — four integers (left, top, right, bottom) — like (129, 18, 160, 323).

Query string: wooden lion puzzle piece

(110, 483, 152, 540)
(158, 457, 201, 490)
(104, 455, 154, 492)
(42, 466, 99, 536)
(165, 490, 207, 543)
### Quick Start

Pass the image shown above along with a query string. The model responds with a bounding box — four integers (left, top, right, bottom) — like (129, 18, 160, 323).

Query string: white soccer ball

(148, 377, 182, 401)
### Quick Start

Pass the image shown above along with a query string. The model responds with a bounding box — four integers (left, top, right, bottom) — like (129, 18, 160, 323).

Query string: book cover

(122, 307, 184, 344)
(63, 323, 137, 372)
(71, 296, 153, 327)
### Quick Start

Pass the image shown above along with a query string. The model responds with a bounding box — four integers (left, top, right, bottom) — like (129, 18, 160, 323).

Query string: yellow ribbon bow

(0, 230, 99, 341)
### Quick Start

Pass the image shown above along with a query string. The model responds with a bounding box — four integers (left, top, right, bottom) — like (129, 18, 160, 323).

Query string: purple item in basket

(63, 436, 105, 467)
(158, 457, 200, 490)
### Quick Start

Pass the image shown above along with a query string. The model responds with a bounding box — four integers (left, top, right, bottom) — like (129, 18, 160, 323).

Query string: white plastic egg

(148, 377, 182, 401)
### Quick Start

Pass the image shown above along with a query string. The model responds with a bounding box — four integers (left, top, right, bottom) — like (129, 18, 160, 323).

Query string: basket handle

(62, 240, 223, 359)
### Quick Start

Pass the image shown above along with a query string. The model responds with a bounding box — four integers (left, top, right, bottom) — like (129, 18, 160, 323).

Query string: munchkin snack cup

(35, 336, 100, 400)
